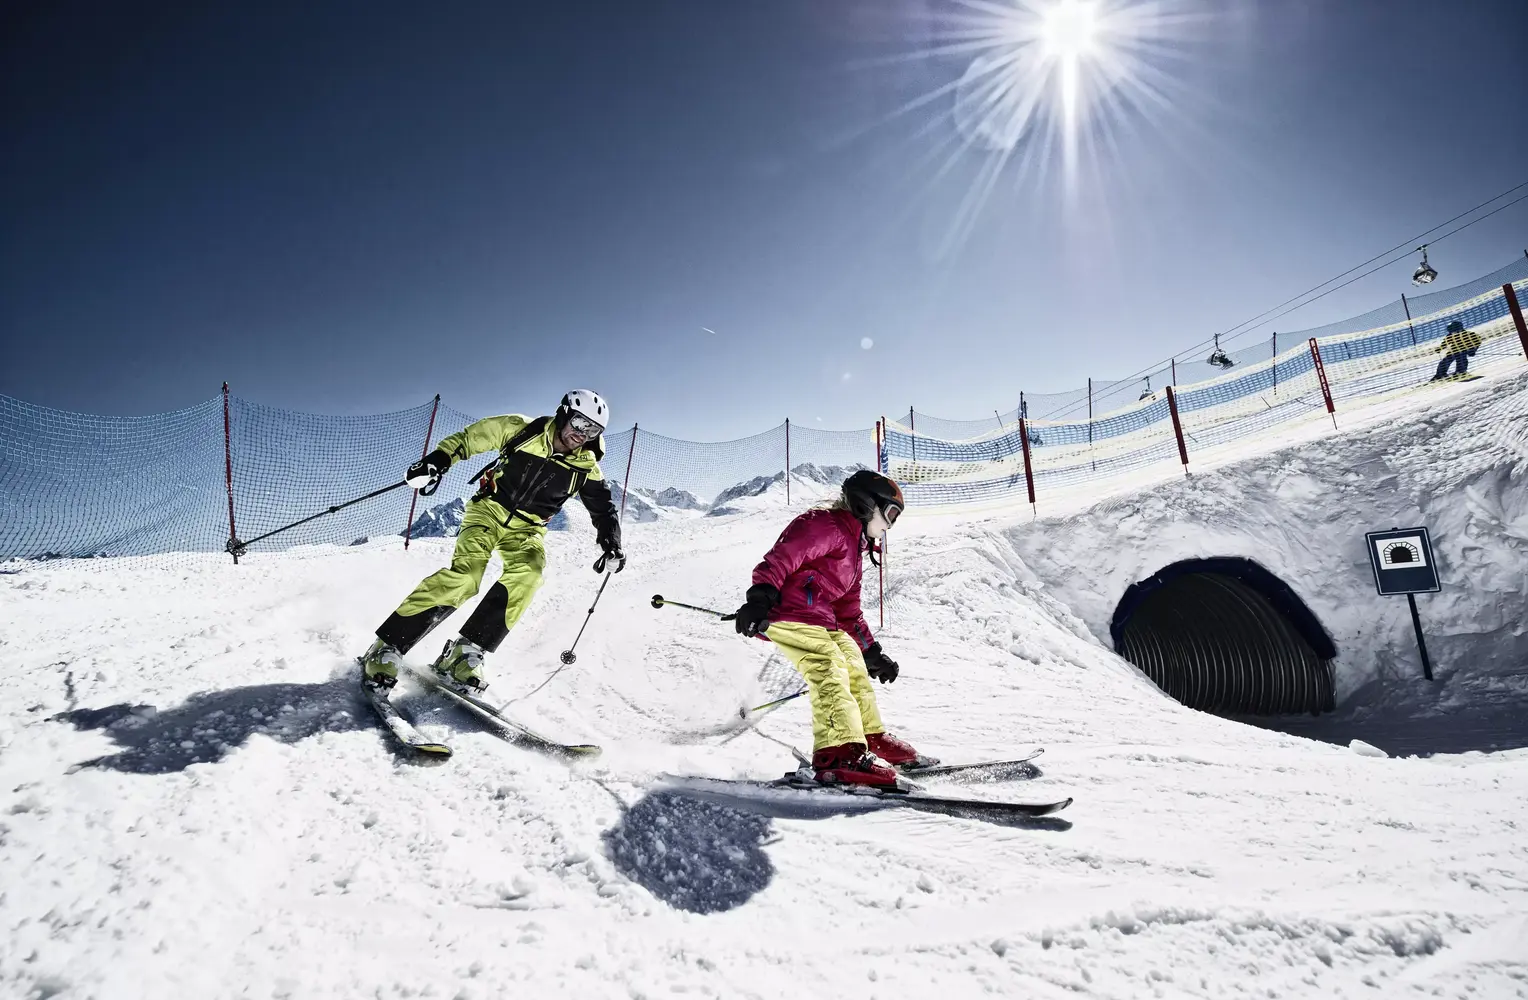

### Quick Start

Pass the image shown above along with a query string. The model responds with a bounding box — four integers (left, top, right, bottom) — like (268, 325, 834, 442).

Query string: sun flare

(1039, 0, 1101, 59)
(932, 0, 1199, 197)
(845, 0, 1207, 254)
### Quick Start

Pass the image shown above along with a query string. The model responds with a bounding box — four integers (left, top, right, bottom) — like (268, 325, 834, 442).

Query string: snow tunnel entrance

(1110, 557, 1336, 716)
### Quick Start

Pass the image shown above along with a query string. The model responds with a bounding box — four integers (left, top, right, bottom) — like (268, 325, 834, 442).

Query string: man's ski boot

(431, 637, 489, 696)
(359, 639, 403, 692)
(867, 731, 939, 769)
(812, 742, 900, 788)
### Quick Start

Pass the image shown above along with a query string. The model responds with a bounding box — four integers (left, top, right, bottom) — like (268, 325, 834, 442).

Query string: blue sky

(3, 1, 1525, 439)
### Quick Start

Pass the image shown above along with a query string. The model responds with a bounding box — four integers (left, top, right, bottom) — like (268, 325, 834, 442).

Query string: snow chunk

(1348, 739, 1390, 758)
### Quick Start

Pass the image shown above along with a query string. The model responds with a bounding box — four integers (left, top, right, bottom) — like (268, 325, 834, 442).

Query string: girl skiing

(732, 470, 926, 787)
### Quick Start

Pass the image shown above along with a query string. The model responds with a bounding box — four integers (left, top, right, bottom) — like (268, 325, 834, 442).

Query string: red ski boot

(865, 731, 920, 767)
(812, 742, 900, 788)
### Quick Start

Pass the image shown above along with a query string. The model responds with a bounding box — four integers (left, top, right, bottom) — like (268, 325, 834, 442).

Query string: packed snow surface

(2, 377, 1526, 999)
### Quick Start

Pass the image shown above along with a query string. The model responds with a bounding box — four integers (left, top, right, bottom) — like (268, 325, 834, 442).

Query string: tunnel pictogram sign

(1365, 526, 1440, 681)
(1365, 527, 1440, 596)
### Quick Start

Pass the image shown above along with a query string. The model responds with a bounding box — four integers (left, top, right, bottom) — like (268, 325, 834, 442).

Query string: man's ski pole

(508, 571, 615, 706)
(226, 478, 428, 557)
(559, 571, 616, 665)
(650, 594, 736, 620)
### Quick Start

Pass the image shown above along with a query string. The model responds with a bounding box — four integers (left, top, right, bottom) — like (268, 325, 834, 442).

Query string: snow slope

(2, 380, 1526, 999)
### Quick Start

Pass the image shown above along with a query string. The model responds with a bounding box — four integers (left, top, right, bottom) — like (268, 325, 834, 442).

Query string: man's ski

(655, 772, 1071, 822)
(403, 666, 602, 760)
(361, 682, 452, 757)
(898, 748, 1043, 781)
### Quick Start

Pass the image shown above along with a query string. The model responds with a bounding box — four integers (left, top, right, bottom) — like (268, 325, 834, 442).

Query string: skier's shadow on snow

(602, 784, 1071, 914)
(52, 679, 427, 774)
(602, 791, 778, 915)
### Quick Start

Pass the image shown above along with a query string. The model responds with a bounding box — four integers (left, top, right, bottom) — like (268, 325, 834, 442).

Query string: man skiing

(359, 389, 624, 693)
(732, 470, 926, 787)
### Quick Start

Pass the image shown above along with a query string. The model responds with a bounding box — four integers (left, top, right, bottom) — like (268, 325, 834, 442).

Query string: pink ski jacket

(751, 507, 876, 650)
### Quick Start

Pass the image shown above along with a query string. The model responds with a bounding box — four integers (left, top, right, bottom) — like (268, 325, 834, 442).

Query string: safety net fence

(881, 257, 1528, 513)
(3, 259, 1525, 576)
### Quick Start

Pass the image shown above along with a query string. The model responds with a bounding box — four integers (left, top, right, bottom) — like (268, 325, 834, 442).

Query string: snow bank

(1003, 372, 1528, 714)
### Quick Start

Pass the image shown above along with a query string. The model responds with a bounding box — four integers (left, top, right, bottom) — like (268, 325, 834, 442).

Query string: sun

(1039, 0, 1101, 59)
(843, 0, 1206, 252)
(914, 0, 1202, 202)
(946, 0, 1156, 162)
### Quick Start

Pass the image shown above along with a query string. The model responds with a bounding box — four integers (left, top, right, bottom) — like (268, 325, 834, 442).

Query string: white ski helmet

(557, 389, 609, 432)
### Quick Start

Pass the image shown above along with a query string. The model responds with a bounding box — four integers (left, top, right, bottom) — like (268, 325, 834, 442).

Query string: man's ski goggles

(565, 413, 604, 439)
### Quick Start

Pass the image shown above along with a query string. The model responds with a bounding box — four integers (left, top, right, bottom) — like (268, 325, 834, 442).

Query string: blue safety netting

(880, 260, 1528, 509)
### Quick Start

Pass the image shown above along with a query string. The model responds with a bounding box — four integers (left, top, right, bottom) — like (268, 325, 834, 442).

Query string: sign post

(1364, 526, 1441, 680)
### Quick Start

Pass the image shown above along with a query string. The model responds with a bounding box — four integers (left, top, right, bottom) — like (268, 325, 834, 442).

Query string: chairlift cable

(1031, 181, 1528, 423)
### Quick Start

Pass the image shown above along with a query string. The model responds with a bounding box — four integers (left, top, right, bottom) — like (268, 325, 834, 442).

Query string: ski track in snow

(2, 377, 1527, 999)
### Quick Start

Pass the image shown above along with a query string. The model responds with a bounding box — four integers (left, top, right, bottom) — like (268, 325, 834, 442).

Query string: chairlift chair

(1206, 334, 1235, 369)
(1411, 245, 1438, 286)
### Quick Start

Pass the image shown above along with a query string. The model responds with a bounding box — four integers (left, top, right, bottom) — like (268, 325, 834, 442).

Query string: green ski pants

(377, 498, 546, 654)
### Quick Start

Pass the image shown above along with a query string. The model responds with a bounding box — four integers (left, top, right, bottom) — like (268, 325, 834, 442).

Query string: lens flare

(859, 0, 1208, 251)
(945, 0, 1190, 170)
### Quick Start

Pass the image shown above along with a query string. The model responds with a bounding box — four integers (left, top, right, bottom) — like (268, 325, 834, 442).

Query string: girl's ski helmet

(842, 470, 905, 525)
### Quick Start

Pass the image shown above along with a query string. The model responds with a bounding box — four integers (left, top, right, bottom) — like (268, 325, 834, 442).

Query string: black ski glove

(733, 583, 780, 638)
(406, 449, 451, 490)
(594, 524, 625, 573)
(864, 642, 899, 684)
(594, 541, 625, 574)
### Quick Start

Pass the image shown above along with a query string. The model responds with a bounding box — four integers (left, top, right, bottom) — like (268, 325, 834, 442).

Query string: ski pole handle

(650, 595, 736, 621)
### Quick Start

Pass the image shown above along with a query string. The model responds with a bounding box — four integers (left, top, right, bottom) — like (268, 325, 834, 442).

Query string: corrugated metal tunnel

(1110, 557, 1336, 716)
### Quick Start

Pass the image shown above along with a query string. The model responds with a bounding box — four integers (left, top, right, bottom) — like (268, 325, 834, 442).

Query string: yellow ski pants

(765, 620, 886, 752)
(392, 498, 546, 650)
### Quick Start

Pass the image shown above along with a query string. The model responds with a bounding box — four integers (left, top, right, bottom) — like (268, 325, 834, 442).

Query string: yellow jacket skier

(1431, 320, 1483, 381)
(359, 389, 624, 693)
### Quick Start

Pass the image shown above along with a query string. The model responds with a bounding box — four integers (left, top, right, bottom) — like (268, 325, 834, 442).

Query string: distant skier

(732, 470, 925, 787)
(1431, 320, 1483, 381)
(358, 390, 624, 693)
